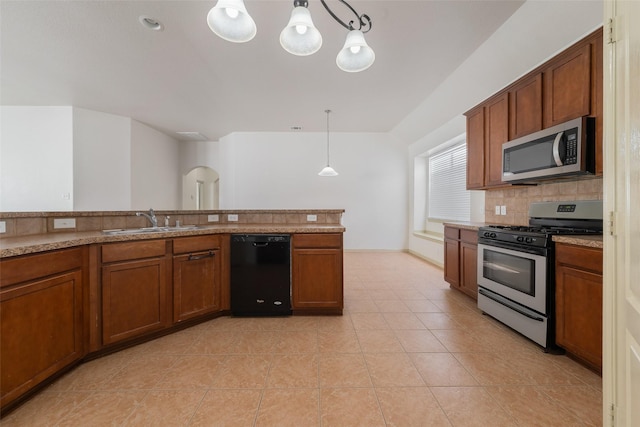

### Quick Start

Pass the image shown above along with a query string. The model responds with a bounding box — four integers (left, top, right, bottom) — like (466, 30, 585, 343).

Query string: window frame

(426, 134, 470, 223)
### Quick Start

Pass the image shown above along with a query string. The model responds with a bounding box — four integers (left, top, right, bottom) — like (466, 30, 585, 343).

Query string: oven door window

(482, 248, 535, 296)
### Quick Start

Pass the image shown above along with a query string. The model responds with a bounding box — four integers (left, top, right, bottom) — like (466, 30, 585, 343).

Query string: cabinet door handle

(188, 251, 215, 261)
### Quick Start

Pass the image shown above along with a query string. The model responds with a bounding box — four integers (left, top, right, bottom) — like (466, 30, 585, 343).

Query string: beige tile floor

(1, 252, 602, 426)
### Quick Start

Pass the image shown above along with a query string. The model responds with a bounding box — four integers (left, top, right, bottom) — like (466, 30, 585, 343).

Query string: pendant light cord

(325, 109, 331, 166)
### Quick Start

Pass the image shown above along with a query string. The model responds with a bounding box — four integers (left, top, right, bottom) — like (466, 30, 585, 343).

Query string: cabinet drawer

(102, 240, 166, 263)
(0, 248, 84, 288)
(555, 243, 602, 274)
(293, 233, 342, 249)
(173, 235, 221, 254)
(444, 227, 460, 240)
(460, 229, 478, 244)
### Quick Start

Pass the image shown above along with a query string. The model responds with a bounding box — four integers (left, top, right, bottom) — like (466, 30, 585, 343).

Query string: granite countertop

(442, 222, 488, 231)
(0, 224, 346, 258)
(552, 235, 603, 249)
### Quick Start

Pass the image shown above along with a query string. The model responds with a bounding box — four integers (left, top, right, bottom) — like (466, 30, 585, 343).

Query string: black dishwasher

(230, 234, 291, 316)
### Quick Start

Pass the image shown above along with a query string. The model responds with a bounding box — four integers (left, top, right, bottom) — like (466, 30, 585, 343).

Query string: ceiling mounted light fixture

(207, 0, 374, 72)
(319, 109, 338, 177)
(206, 0, 256, 43)
(280, 0, 322, 56)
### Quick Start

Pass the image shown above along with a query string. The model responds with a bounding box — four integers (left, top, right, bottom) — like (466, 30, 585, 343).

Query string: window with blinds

(428, 142, 470, 222)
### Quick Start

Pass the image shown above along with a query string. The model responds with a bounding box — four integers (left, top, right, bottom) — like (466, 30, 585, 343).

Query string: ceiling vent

(176, 132, 210, 141)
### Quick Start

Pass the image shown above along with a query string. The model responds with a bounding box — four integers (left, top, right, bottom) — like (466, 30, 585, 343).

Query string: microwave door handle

(552, 131, 564, 166)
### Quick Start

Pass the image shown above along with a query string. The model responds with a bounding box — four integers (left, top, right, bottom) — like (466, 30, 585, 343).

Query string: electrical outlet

(227, 214, 238, 222)
(500, 205, 507, 215)
(0, 221, 6, 233)
(54, 218, 76, 229)
(495, 205, 501, 215)
(207, 214, 219, 222)
(306, 214, 317, 222)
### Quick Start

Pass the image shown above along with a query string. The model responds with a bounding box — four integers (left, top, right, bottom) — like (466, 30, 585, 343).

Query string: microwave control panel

(564, 127, 579, 164)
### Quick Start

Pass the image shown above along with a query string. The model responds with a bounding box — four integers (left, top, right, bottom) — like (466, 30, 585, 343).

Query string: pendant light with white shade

(319, 109, 338, 177)
(280, 0, 322, 56)
(206, 0, 256, 43)
(336, 29, 375, 72)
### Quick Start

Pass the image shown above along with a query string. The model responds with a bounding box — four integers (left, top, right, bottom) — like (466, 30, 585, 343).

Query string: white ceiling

(1, 0, 524, 141)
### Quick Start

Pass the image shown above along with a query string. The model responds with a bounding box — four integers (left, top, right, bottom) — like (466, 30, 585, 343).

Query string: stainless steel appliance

(230, 234, 292, 316)
(502, 116, 595, 184)
(477, 200, 603, 350)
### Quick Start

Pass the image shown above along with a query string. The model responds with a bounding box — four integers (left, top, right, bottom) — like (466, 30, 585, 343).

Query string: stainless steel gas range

(477, 200, 603, 350)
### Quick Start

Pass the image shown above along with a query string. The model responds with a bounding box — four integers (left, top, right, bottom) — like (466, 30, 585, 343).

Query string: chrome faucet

(136, 208, 158, 228)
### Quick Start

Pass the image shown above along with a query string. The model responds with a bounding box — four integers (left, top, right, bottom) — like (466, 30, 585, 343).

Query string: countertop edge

(552, 235, 603, 249)
(0, 225, 346, 258)
(442, 222, 487, 231)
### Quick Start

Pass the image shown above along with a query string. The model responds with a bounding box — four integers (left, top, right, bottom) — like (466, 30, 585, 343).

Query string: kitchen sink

(102, 225, 202, 235)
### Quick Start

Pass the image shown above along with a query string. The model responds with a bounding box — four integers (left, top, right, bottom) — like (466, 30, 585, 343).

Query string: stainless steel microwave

(502, 116, 595, 184)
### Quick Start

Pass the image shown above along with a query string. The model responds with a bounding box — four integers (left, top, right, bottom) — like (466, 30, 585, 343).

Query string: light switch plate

(207, 214, 219, 222)
(54, 218, 76, 229)
(306, 214, 317, 222)
(500, 205, 507, 215)
(495, 205, 501, 215)
(0, 221, 6, 233)
(227, 214, 238, 222)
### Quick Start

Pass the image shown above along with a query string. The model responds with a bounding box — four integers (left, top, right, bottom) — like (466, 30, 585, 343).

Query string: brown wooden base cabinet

(292, 233, 343, 314)
(172, 235, 223, 323)
(0, 248, 86, 410)
(101, 240, 170, 346)
(444, 226, 478, 300)
(555, 242, 603, 373)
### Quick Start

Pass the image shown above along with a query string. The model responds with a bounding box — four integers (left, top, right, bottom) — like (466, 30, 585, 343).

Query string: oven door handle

(478, 288, 545, 322)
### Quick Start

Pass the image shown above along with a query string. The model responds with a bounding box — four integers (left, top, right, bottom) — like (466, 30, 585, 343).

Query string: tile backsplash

(484, 177, 603, 225)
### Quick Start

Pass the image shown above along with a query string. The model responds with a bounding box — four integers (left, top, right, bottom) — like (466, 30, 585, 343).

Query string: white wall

(131, 120, 181, 210)
(1, 106, 74, 211)
(73, 108, 132, 211)
(393, 0, 603, 144)
(215, 132, 408, 250)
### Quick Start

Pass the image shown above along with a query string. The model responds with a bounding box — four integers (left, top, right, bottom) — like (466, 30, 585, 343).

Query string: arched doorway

(182, 167, 219, 210)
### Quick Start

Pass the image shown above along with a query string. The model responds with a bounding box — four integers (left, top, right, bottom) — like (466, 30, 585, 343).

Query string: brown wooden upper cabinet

(543, 43, 591, 127)
(509, 73, 543, 140)
(464, 92, 509, 190)
(484, 92, 509, 188)
(465, 106, 485, 190)
(464, 27, 603, 189)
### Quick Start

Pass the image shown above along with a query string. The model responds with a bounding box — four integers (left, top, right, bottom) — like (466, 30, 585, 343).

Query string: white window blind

(428, 142, 470, 222)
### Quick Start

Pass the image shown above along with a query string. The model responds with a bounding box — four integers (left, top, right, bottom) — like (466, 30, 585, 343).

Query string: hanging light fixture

(319, 109, 338, 177)
(207, 0, 374, 72)
(206, 0, 256, 43)
(280, 0, 322, 56)
(336, 29, 375, 72)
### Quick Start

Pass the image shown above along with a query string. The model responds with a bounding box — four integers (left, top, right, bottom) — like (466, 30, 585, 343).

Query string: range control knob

(525, 237, 533, 243)
(516, 236, 524, 242)
(490, 232, 497, 238)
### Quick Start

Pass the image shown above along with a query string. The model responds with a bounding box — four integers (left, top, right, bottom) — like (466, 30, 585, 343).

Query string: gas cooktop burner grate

(482, 225, 602, 235)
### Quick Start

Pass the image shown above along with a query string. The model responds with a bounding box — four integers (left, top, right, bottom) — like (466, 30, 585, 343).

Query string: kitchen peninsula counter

(0, 211, 346, 412)
(0, 223, 345, 258)
(0, 209, 345, 258)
